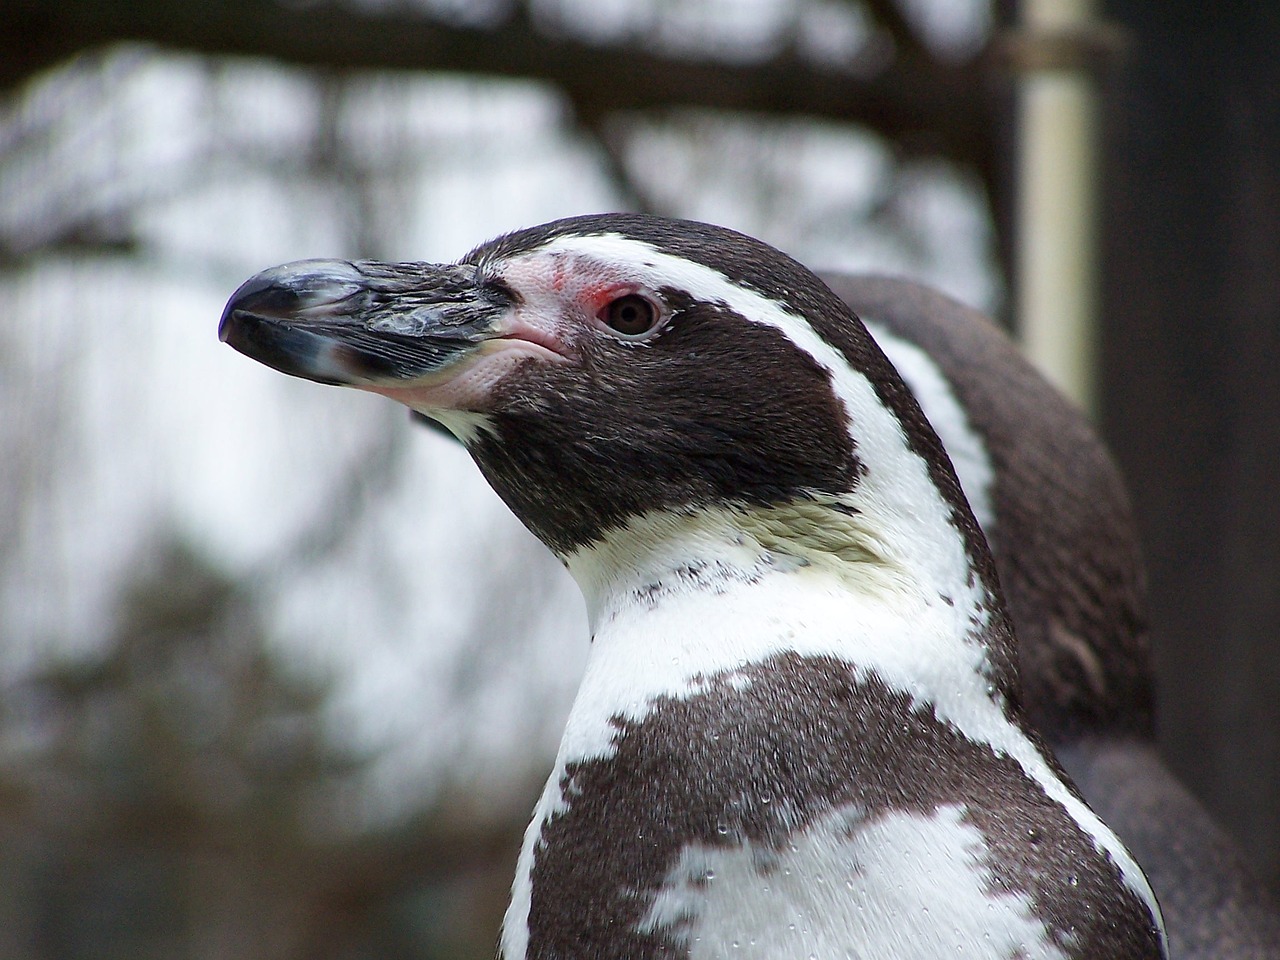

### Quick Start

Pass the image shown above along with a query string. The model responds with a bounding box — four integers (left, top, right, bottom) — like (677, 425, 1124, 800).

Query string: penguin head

(224, 218, 953, 542)
(221, 213, 1015, 694)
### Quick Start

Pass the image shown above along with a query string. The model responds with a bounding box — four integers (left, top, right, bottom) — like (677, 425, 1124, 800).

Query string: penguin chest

(509, 634, 1163, 960)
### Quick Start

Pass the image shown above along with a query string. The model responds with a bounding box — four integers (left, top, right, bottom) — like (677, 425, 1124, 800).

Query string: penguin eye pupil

(600, 294, 659, 337)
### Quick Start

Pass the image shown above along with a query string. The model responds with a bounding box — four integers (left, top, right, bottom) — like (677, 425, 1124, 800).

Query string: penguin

(820, 274, 1280, 960)
(220, 213, 1167, 959)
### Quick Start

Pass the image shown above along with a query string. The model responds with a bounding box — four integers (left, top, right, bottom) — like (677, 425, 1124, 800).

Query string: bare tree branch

(862, 0, 931, 61)
(1, 0, 999, 174)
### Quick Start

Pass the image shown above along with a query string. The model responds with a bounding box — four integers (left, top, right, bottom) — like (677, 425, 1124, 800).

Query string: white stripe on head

(865, 320, 995, 531)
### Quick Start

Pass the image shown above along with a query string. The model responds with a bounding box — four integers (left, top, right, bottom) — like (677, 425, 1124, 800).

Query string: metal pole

(1015, 0, 1101, 416)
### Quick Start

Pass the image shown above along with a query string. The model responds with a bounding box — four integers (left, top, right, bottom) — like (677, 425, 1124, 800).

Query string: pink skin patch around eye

(580, 283, 639, 321)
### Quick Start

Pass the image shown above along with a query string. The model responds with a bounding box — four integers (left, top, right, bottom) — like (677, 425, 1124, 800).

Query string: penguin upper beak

(218, 259, 511, 387)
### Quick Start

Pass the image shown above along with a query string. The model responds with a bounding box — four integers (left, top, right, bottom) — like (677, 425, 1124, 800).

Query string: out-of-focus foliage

(0, 537, 516, 959)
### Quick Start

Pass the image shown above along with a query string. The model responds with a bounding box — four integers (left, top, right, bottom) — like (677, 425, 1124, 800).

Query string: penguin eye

(598, 294, 660, 338)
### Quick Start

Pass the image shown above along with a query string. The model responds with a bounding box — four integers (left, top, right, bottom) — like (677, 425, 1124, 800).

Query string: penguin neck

(565, 497, 1001, 682)
(564, 501, 1007, 748)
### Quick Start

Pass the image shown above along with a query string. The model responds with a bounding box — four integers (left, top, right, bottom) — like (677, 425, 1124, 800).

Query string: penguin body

(221, 214, 1167, 958)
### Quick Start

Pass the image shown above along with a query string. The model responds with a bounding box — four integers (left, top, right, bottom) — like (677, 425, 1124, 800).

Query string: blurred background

(0, 1, 1276, 957)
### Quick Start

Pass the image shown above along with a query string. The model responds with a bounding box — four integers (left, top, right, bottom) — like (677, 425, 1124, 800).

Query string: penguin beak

(218, 259, 510, 387)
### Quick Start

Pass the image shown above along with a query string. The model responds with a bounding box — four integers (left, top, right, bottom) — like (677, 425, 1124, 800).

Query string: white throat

(559, 510, 998, 783)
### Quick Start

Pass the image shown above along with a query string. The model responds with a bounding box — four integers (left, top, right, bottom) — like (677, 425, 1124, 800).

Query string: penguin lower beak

(218, 259, 509, 387)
